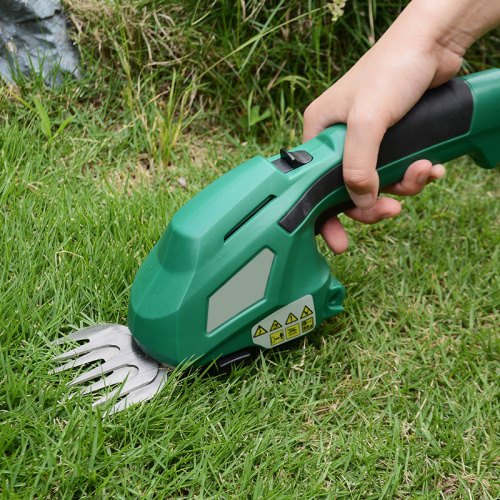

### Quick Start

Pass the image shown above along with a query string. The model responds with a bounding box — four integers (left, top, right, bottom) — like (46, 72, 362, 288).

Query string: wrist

(408, 0, 500, 54)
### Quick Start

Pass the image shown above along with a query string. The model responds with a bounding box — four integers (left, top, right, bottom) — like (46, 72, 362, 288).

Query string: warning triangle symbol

(286, 313, 298, 324)
(270, 320, 282, 331)
(254, 325, 267, 337)
(301, 305, 313, 318)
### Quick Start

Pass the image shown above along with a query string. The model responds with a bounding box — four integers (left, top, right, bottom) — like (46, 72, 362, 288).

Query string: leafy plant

(3, 89, 74, 145)
(32, 96, 74, 144)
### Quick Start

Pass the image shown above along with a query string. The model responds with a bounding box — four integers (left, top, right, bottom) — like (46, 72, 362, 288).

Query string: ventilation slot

(224, 196, 275, 242)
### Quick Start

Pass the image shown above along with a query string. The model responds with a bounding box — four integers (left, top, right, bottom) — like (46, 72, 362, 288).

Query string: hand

(320, 160, 446, 254)
(303, 0, 500, 254)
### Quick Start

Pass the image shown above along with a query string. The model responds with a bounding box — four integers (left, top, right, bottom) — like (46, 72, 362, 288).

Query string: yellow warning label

(301, 305, 313, 319)
(301, 317, 314, 333)
(270, 330, 285, 346)
(285, 324, 301, 340)
(250, 295, 315, 348)
(270, 319, 282, 331)
(254, 325, 267, 337)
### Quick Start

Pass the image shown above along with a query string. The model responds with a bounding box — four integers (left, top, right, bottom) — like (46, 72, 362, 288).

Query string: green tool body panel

(128, 69, 500, 368)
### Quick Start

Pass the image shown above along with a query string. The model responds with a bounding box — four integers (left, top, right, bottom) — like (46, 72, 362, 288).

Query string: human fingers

(382, 159, 446, 196)
(302, 87, 348, 143)
(320, 159, 445, 254)
(303, 88, 383, 211)
(343, 197, 402, 225)
(321, 197, 403, 255)
(342, 114, 387, 210)
(320, 216, 349, 255)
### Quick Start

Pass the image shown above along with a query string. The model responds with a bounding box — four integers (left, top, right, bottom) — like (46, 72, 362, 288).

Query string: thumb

(302, 89, 348, 142)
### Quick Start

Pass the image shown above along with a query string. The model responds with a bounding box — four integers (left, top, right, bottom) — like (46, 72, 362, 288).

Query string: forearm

(399, 0, 500, 56)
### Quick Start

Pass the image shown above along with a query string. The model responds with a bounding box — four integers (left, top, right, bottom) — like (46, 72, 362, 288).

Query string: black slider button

(272, 149, 313, 173)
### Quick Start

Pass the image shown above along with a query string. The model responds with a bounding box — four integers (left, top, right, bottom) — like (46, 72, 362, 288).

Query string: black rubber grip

(279, 78, 474, 234)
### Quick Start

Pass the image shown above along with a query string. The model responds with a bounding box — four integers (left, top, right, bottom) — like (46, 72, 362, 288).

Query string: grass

(1, 0, 500, 498)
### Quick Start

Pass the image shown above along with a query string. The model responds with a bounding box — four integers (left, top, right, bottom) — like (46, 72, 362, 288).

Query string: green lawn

(1, 1, 499, 498)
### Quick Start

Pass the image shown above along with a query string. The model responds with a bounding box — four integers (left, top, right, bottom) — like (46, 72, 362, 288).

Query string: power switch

(272, 149, 313, 173)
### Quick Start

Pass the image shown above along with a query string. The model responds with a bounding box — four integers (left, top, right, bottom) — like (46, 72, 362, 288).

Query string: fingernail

(348, 191, 375, 209)
(417, 173, 428, 184)
(432, 164, 446, 179)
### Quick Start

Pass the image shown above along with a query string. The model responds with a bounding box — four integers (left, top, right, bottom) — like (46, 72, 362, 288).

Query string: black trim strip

(279, 163, 344, 233)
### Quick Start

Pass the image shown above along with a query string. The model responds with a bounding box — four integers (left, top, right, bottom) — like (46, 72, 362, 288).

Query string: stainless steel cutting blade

(51, 323, 171, 416)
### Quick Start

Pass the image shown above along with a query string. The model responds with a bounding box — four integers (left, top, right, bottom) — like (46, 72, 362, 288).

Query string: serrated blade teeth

(52, 323, 130, 345)
(68, 356, 135, 385)
(52, 341, 119, 362)
(91, 353, 160, 406)
(51, 323, 170, 416)
(71, 366, 137, 398)
(50, 346, 120, 374)
(105, 369, 170, 417)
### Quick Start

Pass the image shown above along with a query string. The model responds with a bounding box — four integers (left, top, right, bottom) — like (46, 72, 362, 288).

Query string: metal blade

(52, 323, 130, 346)
(70, 366, 136, 398)
(105, 368, 170, 416)
(51, 323, 172, 416)
(50, 346, 120, 374)
(91, 355, 160, 406)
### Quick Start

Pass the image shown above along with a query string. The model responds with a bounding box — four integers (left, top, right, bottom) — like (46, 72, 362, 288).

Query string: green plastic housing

(128, 69, 500, 367)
